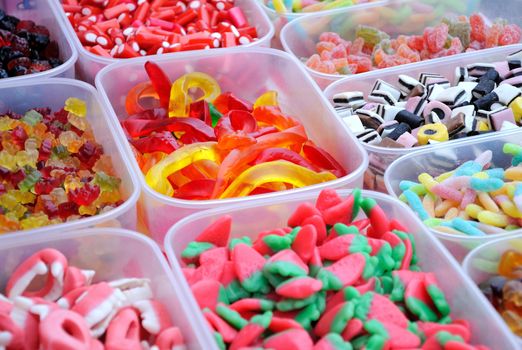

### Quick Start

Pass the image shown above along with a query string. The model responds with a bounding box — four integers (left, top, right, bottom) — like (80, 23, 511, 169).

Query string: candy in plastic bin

(179, 188, 489, 349)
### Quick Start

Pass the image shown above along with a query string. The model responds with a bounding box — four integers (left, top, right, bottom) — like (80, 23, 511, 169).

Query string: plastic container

(165, 189, 518, 350)
(0, 78, 140, 236)
(281, 0, 522, 89)
(0, 0, 77, 84)
(95, 47, 368, 244)
(324, 44, 522, 193)
(384, 129, 522, 261)
(49, 0, 274, 84)
(0, 227, 212, 349)
(260, 0, 386, 49)
(462, 234, 522, 346)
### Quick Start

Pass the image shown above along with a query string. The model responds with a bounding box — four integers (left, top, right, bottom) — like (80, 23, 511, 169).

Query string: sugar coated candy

(180, 188, 490, 349)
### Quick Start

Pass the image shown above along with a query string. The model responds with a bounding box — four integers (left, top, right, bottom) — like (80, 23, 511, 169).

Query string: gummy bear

(498, 250, 522, 279)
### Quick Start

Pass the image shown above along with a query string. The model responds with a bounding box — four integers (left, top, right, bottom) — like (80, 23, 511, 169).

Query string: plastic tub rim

(0, 77, 141, 237)
(95, 47, 369, 208)
(0, 0, 78, 85)
(164, 188, 520, 350)
(384, 128, 522, 243)
(49, 0, 275, 66)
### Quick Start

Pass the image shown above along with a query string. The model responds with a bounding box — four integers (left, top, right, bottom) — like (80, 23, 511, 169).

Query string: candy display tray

(49, 0, 275, 84)
(323, 44, 522, 193)
(0, 0, 77, 85)
(0, 227, 212, 349)
(165, 189, 519, 350)
(281, 0, 522, 89)
(0, 78, 140, 237)
(463, 234, 522, 346)
(385, 130, 522, 262)
(95, 47, 368, 244)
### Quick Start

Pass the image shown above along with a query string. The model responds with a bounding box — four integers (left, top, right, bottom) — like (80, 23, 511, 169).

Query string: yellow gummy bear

(20, 213, 51, 230)
(168, 73, 221, 117)
(0, 117, 16, 131)
(64, 97, 87, 117)
(0, 150, 18, 171)
(254, 91, 279, 109)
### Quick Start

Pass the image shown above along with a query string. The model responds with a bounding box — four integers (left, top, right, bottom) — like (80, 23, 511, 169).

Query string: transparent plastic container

(95, 47, 368, 244)
(0, 78, 140, 236)
(49, 0, 274, 84)
(0, 0, 77, 84)
(261, 0, 386, 49)
(0, 227, 212, 349)
(281, 0, 522, 89)
(165, 189, 518, 350)
(384, 129, 522, 262)
(324, 44, 522, 193)
(462, 234, 522, 346)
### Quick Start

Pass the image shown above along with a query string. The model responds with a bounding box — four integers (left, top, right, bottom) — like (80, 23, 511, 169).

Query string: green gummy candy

(436, 331, 464, 345)
(332, 223, 360, 236)
(406, 296, 438, 322)
(214, 331, 226, 350)
(354, 292, 373, 321)
(373, 243, 395, 275)
(241, 271, 270, 294)
(324, 333, 353, 350)
(366, 334, 387, 350)
(229, 236, 251, 250)
(427, 285, 451, 316)
(331, 302, 354, 334)
(350, 235, 371, 255)
(364, 319, 389, 338)
(209, 103, 222, 127)
(93, 172, 121, 191)
(18, 168, 41, 192)
(315, 291, 327, 314)
(52, 145, 70, 159)
(296, 303, 321, 331)
(362, 255, 378, 280)
(251, 311, 272, 328)
(351, 188, 362, 220)
(225, 280, 250, 303)
(287, 226, 301, 241)
(352, 335, 371, 350)
(355, 25, 390, 46)
(264, 270, 288, 288)
(216, 304, 248, 330)
(443, 18, 470, 47)
(316, 268, 343, 291)
(181, 241, 214, 259)
(390, 276, 405, 302)
(263, 234, 292, 252)
(276, 293, 318, 311)
(22, 110, 43, 126)
(379, 276, 394, 294)
(343, 286, 361, 301)
(263, 261, 307, 278)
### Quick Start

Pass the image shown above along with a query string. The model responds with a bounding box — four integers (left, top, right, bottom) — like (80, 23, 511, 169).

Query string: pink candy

(0, 248, 185, 349)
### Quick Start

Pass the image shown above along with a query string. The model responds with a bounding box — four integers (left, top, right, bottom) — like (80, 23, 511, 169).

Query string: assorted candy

(264, 0, 373, 14)
(180, 188, 489, 349)
(0, 99, 123, 233)
(0, 9, 63, 79)
(480, 248, 522, 337)
(398, 144, 522, 237)
(0, 247, 185, 348)
(60, 0, 259, 58)
(122, 61, 346, 200)
(306, 14, 521, 75)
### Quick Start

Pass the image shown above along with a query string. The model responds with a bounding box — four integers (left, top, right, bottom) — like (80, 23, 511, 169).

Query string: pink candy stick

(105, 307, 142, 350)
(460, 189, 477, 209)
(6, 249, 68, 301)
(440, 176, 471, 190)
(474, 150, 492, 167)
(431, 184, 464, 202)
(133, 300, 172, 335)
(39, 309, 94, 350)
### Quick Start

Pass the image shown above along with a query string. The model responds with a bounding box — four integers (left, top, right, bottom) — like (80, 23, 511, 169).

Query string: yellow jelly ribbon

(168, 72, 221, 117)
(145, 142, 220, 196)
(219, 160, 336, 199)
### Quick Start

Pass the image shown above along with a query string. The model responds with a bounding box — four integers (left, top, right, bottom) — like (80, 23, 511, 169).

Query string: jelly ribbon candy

(169, 72, 221, 117)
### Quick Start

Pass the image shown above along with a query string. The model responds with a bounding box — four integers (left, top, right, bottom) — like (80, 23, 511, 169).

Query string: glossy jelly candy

(0, 248, 185, 348)
(122, 61, 347, 200)
(0, 99, 123, 233)
(307, 13, 521, 76)
(180, 188, 490, 349)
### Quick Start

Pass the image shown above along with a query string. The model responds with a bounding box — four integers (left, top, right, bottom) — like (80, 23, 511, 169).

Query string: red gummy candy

(424, 24, 449, 53)
(470, 13, 487, 43)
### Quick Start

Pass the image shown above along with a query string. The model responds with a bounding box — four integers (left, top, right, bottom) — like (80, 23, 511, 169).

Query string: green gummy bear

(93, 171, 121, 191)
(22, 110, 43, 126)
